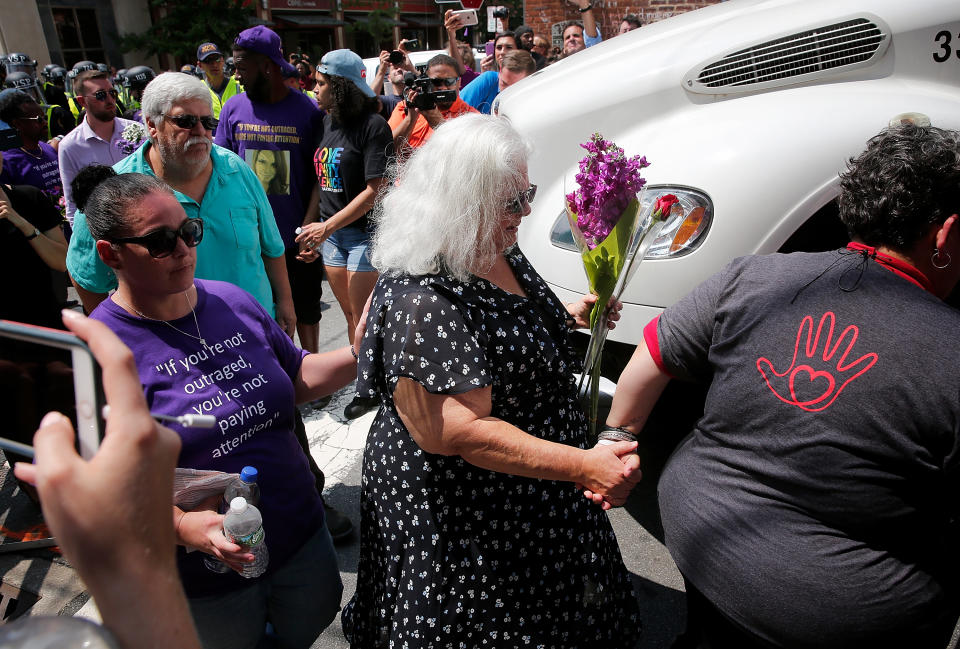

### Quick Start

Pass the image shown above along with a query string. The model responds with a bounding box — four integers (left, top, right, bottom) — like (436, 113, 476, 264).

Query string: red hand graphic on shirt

(756, 312, 877, 412)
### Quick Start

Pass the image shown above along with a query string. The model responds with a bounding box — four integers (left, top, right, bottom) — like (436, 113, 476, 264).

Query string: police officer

(196, 42, 243, 119)
(120, 65, 155, 123)
(3, 70, 72, 139)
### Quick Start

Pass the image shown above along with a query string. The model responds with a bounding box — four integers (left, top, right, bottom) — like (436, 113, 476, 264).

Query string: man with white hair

(67, 72, 296, 334)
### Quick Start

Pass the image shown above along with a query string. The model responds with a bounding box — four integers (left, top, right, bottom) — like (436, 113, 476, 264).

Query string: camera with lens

(492, 7, 509, 18)
(403, 73, 456, 111)
(388, 50, 405, 65)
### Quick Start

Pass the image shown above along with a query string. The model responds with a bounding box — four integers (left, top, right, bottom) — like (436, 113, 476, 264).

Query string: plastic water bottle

(223, 496, 269, 578)
(204, 467, 260, 574)
(225, 466, 261, 509)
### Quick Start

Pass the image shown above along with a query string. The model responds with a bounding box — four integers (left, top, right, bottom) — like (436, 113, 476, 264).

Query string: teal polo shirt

(67, 141, 285, 314)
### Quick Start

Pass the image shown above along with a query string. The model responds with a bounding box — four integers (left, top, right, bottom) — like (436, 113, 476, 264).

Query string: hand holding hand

(578, 440, 641, 509)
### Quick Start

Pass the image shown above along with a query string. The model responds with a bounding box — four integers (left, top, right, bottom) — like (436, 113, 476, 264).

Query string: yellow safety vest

(208, 76, 243, 119)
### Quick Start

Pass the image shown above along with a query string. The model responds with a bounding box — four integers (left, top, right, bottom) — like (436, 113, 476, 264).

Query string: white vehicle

(496, 0, 960, 372)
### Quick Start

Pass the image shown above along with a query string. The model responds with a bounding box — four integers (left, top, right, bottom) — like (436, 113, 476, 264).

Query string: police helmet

(224, 57, 236, 76)
(71, 60, 98, 73)
(47, 66, 67, 82)
(4, 71, 37, 91)
(5, 53, 36, 76)
(96, 63, 109, 73)
(123, 65, 156, 90)
(179, 64, 202, 78)
(42, 63, 58, 81)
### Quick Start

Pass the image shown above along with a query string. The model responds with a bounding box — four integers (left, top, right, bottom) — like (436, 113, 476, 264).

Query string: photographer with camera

(387, 54, 477, 155)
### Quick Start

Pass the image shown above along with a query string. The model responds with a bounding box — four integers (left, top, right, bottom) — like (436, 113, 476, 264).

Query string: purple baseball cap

(317, 49, 374, 98)
(234, 25, 297, 76)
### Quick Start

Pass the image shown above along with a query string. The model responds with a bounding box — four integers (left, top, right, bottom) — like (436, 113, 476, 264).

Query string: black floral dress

(341, 249, 641, 648)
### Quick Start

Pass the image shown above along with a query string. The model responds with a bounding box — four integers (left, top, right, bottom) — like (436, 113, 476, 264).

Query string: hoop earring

(932, 248, 952, 269)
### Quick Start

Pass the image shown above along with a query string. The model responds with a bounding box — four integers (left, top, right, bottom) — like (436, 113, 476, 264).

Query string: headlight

(550, 185, 713, 258)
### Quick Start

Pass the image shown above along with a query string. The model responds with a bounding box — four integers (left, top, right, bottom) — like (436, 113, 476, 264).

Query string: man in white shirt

(58, 69, 145, 226)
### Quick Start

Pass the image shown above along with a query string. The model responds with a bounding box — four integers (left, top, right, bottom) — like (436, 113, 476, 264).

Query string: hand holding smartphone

(0, 319, 105, 460)
(451, 8, 478, 27)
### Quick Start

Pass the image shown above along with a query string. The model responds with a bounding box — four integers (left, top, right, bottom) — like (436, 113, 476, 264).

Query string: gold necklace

(19, 146, 44, 160)
(112, 289, 207, 346)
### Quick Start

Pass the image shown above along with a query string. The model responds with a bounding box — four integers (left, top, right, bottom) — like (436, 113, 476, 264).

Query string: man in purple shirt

(216, 25, 324, 354)
(58, 69, 146, 225)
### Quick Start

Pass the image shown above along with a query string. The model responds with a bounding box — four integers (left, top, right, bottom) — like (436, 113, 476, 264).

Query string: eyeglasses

(16, 115, 45, 123)
(111, 218, 204, 258)
(84, 88, 118, 102)
(506, 184, 537, 213)
(202, 55, 223, 63)
(429, 76, 460, 88)
(161, 113, 218, 131)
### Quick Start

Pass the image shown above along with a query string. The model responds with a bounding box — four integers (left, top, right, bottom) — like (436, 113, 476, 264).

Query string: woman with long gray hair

(342, 114, 642, 648)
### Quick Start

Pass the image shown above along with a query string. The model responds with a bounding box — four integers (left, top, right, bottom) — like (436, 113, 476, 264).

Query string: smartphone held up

(0, 320, 105, 461)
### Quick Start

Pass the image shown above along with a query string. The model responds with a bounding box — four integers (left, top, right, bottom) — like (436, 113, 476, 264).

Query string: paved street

(0, 282, 688, 647)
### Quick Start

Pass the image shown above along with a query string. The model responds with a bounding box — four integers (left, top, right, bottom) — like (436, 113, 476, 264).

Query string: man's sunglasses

(161, 113, 219, 131)
(429, 76, 460, 88)
(506, 184, 537, 213)
(84, 88, 118, 102)
(16, 115, 46, 123)
(111, 218, 204, 258)
(202, 54, 223, 63)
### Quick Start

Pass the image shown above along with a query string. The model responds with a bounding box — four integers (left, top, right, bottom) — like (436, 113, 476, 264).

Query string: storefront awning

(345, 14, 405, 26)
(275, 14, 345, 26)
(402, 15, 443, 26)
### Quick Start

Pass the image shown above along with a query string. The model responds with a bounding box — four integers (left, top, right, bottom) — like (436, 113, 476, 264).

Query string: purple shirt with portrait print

(214, 89, 323, 248)
(91, 279, 324, 597)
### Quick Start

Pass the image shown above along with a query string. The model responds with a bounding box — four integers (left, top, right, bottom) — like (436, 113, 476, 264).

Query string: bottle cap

(240, 466, 258, 483)
(230, 496, 248, 513)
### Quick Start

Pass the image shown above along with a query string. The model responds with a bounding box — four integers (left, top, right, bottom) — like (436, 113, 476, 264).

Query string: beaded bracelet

(597, 426, 636, 444)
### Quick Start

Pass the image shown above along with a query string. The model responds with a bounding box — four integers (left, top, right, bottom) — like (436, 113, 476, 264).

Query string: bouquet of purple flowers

(565, 133, 678, 436)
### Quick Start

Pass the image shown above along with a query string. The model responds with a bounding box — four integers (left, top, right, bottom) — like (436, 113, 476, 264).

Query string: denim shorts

(321, 226, 375, 272)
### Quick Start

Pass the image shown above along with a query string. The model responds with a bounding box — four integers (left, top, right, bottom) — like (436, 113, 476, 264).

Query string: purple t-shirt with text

(215, 90, 323, 247)
(91, 279, 324, 597)
(0, 142, 61, 197)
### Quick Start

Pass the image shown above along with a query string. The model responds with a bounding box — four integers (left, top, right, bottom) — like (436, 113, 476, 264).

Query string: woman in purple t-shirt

(72, 164, 361, 649)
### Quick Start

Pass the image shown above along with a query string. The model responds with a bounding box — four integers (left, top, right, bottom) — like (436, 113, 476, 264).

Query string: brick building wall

(523, 0, 722, 47)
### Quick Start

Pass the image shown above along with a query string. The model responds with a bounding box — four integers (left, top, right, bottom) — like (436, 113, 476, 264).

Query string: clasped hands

(578, 441, 641, 510)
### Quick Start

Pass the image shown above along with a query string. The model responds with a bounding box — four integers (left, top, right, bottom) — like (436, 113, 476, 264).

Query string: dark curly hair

(0, 91, 37, 125)
(839, 124, 960, 251)
(322, 73, 378, 126)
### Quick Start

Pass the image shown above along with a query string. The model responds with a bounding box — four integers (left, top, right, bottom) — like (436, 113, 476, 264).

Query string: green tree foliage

(347, 6, 397, 49)
(118, 0, 254, 61)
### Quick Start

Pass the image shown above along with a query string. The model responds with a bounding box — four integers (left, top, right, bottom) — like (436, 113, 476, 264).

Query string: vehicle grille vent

(686, 17, 888, 94)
